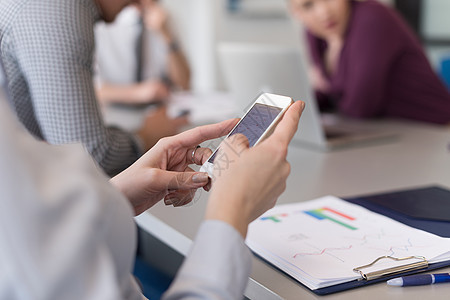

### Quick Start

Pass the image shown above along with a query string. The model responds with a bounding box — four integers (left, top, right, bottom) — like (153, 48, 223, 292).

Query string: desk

(105, 99, 450, 299)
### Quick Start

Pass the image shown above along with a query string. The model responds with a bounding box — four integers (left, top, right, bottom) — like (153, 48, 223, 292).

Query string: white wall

(421, 0, 450, 70)
(422, 0, 450, 39)
(216, 0, 297, 46)
(162, 0, 300, 91)
(162, 0, 219, 92)
(215, 0, 304, 89)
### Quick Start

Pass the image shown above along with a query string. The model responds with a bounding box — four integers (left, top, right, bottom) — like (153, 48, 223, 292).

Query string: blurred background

(0, 3, 448, 299)
(2, 0, 448, 100)
(158, 0, 450, 92)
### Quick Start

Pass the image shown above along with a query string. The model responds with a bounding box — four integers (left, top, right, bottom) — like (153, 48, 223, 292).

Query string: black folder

(346, 186, 450, 238)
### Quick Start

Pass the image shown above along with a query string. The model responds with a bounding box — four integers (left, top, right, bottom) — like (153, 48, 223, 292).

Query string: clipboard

(249, 187, 450, 295)
(309, 186, 450, 295)
(252, 251, 450, 295)
(312, 256, 450, 295)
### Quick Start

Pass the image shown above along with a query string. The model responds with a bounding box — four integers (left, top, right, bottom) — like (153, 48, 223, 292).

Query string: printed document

(246, 196, 450, 290)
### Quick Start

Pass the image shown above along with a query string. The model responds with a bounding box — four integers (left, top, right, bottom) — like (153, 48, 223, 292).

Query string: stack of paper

(168, 91, 238, 125)
(246, 196, 450, 290)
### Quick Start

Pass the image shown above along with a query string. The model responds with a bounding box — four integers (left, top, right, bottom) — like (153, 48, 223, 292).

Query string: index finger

(176, 118, 239, 148)
(267, 101, 305, 146)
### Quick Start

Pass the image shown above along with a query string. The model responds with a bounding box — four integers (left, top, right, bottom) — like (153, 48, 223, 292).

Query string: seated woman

(290, 0, 450, 124)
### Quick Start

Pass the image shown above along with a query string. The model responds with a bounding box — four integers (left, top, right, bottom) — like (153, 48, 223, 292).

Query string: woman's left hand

(111, 118, 238, 215)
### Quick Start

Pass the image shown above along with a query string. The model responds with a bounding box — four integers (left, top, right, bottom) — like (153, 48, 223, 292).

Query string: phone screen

(208, 103, 282, 163)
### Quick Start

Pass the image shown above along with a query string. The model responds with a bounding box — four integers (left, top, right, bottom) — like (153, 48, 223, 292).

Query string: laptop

(218, 43, 396, 150)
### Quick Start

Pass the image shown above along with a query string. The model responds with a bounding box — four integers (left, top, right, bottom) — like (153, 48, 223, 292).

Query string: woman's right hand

(205, 101, 305, 237)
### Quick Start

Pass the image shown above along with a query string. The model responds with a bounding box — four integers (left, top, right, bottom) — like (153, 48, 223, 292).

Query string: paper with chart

(246, 196, 450, 290)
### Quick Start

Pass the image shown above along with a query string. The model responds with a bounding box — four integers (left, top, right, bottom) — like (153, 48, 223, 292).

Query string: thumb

(156, 170, 209, 190)
(220, 133, 250, 158)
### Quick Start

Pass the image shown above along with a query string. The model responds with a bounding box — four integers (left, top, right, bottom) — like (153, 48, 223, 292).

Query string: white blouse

(0, 90, 251, 299)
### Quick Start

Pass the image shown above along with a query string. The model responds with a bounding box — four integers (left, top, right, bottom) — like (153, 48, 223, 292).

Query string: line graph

(291, 231, 431, 264)
(364, 238, 429, 256)
(293, 244, 353, 262)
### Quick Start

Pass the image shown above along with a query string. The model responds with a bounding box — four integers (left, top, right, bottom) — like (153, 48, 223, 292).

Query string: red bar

(322, 207, 356, 220)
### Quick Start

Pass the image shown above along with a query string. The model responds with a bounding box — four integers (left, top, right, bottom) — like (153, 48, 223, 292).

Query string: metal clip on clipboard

(353, 256, 429, 281)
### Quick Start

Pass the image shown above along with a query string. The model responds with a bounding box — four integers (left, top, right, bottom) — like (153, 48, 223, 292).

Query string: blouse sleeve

(0, 96, 142, 300)
(163, 220, 252, 300)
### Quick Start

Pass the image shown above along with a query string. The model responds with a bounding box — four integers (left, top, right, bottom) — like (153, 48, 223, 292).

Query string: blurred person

(95, 0, 191, 105)
(95, 1, 190, 154)
(290, 0, 450, 124)
(0, 61, 305, 298)
(0, 0, 185, 178)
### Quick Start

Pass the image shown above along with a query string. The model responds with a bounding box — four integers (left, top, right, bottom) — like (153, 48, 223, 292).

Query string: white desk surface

(104, 96, 450, 300)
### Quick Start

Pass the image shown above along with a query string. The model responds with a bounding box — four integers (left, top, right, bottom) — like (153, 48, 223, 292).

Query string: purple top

(307, 0, 450, 124)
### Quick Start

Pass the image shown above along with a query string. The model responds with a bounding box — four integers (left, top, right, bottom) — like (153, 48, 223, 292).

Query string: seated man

(0, 0, 185, 177)
(94, 1, 191, 104)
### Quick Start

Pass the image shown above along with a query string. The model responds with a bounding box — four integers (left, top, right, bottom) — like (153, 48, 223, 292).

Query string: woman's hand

(111, 118, 238, 215)
(205, 101, 305, 237)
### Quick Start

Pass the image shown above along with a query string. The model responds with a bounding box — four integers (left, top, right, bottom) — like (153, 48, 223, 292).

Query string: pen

(387, 273, 450, 286)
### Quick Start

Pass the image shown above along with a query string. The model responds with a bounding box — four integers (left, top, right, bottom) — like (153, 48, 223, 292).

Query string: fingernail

(192, 172, 209, 183)
(172, 199, 183, 207)
(165, 198, 175, 205)
(301, 101, 306, 110)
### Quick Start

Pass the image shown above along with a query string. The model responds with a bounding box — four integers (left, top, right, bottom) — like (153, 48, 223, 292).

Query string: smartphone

(200, 92, 293, 177)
